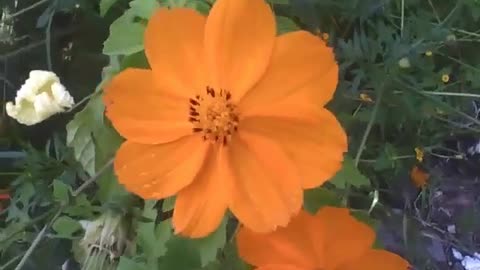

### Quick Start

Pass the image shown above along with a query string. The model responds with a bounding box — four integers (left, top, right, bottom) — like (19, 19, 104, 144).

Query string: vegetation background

(1, 0, 480, 269)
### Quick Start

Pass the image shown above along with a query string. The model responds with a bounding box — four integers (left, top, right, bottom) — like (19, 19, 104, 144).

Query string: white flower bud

(6, 70, 74, 125)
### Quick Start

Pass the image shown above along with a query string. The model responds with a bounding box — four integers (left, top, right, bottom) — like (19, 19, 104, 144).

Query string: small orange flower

(237, 207, 410, 270)
(104, 0, 347, 238)
(410, 166, 429, 188)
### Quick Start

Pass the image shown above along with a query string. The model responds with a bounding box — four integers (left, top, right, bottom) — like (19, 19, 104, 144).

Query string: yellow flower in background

(6, 70, 74, 126)
(360, 93, 373, 103)
(442, 74, 450, 83)
(414, 147, 424, 162)
(425, 50, 433, 57)
(322, 32, 329, 41)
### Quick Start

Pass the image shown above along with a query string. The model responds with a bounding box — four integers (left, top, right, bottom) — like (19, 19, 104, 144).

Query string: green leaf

(95, 166, 130, 204)
(204, 241, 248, 270)
(159, 237, 202, 270)
(100, 0, 119, 16)
(186, 0, 212, 14)
(137, 201, 173, 267)
(66, 93, 104, 176)
(117, 257, 147, 270)
(329, 156, 370, 188)
(103, 10, 146, 56)
(130, 0, 161, 19)
(303, 187, 342, 213)
(275, 16, 299, 34)
(162, 196, 176, 211)
(52, 179, 70, 203)
(192, 218, 227, 267)
(52, 216, 82, 237)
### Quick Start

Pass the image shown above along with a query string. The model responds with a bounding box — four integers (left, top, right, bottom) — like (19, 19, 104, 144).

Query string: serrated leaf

(52, 179, 70, 203)
(52, 216, 82, 237)
(329, 156, 370, 188)
(303, 187, 342, 213)
(275, 16, 299, 34)
(103, 10, 145, 56)
(100, 0, 119, 16)
(130, 0, 160, 19)
(193, 218, 227, 267)
(66, 94, 104, 176)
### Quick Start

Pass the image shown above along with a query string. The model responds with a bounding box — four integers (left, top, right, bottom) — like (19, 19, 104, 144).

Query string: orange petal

(172, 145, 230, 238)
(337, 249, 410, 270)
(238, 31, 338, 113)
(228, 132, 303, 233)
(114, 136, 208, 199)
(104, 68, 192, 144)
(237, 210, 322, 269)
(204, 0, 275, 101)
(254, 265, 309, 270)
(315, 207, 375, 269)
(144, 8, 207, 98)
(240, 109, 347, 189)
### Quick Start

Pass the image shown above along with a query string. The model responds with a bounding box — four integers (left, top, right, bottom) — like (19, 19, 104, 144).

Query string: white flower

(6, 70, 74, 125)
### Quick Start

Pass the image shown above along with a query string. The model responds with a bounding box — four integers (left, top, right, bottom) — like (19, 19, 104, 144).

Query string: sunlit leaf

(103, 10, 145, 56)
(100, 0, 119, 16)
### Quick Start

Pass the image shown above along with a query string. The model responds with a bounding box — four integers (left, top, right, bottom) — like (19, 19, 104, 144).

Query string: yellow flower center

(188, 87, 239, 145)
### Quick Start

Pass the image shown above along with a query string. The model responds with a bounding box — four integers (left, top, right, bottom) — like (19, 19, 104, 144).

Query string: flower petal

(315, 207, 375, 269)
(204, 0, 275, 101)
(240, 109, 347, 189)
(237, 210, 321, 269)
(228, 131, 303, 233)
(104, 68, 192, 144)
(172, 145, 230, 238)
(337, 250, 410, 270)
(145, 8, 207, 98)
(238, 31, 338, 113)
(114, 136, 208, 199)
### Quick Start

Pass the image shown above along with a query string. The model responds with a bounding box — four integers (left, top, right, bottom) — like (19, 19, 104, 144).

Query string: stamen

(188, 87, 239, 145)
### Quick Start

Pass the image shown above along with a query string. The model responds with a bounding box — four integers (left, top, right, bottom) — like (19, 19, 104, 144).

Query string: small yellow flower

(415, 147, 424, 162)
(425, 50, 433, 57)
(322, 32, 329, 41)
(442, 74, 450, 83)
(359, 93, 373, 103)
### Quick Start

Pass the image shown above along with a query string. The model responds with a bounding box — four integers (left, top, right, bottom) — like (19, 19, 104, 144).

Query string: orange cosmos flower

(237, 207, 410, 270)
(104, 0, 347, 238)
(410, 166, 429, 188)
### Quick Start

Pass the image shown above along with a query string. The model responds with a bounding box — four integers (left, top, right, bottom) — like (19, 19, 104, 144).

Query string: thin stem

(354, 85, 385, 167)
(66, 92, 97, 112)
(72, 158, 114, 197)
(421, 91, 480, 99)
(14, 209, 62, 270)
(400, 0, 405, 37)
(45, 7, 55, 71)
(1, 0, 50, 22)
(0, 252, 25, 270)
(14, 158, 114, 269)
(427, 0, 441, 23)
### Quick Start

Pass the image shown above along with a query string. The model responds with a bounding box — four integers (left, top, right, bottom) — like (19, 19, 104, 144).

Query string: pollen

(188, 86, 239, 145)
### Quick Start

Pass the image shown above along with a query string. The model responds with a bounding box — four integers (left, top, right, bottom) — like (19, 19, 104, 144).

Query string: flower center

(188, 86, 239, 145)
